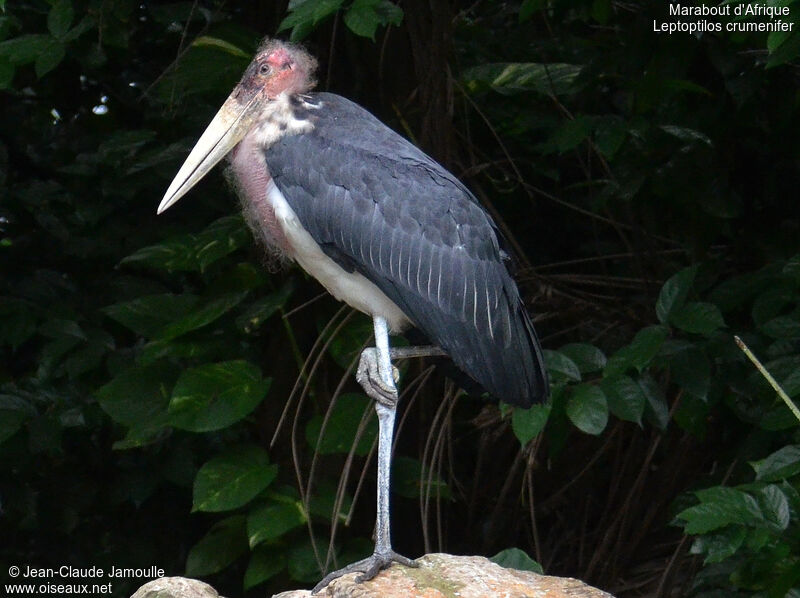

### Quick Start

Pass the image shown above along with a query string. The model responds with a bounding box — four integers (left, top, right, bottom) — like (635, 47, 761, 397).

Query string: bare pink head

(159, 39, 318, 214)
(233, 39, 318, 101)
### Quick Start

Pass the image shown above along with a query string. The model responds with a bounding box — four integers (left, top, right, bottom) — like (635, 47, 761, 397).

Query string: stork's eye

(259, 64, 271, 75)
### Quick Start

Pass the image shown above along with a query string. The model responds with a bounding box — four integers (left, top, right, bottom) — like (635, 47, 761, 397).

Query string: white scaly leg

(312, 315, 418, 593)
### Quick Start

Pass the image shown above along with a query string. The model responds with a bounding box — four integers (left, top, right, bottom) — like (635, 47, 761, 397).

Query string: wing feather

(264, 93, 548, 406)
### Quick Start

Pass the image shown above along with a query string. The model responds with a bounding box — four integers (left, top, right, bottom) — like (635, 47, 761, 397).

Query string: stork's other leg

(311, 316, 418, 594)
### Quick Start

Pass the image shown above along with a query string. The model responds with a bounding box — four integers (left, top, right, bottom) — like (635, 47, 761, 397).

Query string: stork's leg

(311, 316, 419, 594)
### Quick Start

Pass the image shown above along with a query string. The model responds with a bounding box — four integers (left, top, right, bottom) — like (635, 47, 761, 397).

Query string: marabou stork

(159, 39, 548, 592)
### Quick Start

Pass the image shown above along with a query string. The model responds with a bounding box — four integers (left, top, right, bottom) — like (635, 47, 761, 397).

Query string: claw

(356, 348, 399, 407)
(311, 551, 418, 594)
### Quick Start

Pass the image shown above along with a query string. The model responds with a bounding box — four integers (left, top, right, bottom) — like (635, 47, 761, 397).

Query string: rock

(129, 554, 614, 598)
(273, 553, 614, 598)
(131, 577, 223, 598)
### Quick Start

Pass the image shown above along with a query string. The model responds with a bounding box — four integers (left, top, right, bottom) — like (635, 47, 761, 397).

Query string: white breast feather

(267, 180, 410, 332)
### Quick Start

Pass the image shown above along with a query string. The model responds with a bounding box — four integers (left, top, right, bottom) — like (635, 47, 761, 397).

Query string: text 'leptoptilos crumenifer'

(159, 38, 549, 592)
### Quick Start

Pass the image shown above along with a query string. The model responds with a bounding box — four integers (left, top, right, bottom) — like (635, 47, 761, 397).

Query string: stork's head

(158, 39, 317, 214)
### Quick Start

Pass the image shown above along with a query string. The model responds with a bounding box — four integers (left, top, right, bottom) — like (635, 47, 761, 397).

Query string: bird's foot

(356, 347, 400, 407)
(311, 550, 418, 594)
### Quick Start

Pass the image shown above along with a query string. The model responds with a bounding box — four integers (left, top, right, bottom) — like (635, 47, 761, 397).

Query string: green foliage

(566, 384, 608, 435)
(3, 0, 800, 596)
(193, 446, 278, 512)
(186, 515, 250, 577)
(509, 254, 800, 594)
(512, 402, 551, 444)
(490, 547, 543, 574)
(168, 360, 271, 432)
(248, 497, 307, 547)
(463, 62, 584, 96)
(305, 393, 377, 456)
(673, 444, 800, 596)
(279, 0, 403, 41)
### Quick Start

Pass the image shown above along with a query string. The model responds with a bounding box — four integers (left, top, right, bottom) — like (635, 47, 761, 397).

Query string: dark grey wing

(265, 93, 547, 407)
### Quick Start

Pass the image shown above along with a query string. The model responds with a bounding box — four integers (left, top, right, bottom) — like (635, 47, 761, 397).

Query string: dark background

(2, 1, 800, 596)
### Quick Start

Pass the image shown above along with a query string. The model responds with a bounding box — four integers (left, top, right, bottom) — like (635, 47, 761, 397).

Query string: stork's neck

(228, 92, 320, 255)
(251, 92, 317, 150)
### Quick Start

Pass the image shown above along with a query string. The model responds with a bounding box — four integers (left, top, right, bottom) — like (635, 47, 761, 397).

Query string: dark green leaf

(159, 292, 248, 341)
(490, 547, 543, 573)
(0, 35, 51, 65)
(61, 15, 95, 42)
(553, 117, 591, 153)
(35, 41, 65, 78)
(48, 0, 74, 38)
(155, 45, 249, 99)
(463, 62, 583, 96)
(193, 445, 278, 512)
(287, 540, 325, 582)
(543, 349, 581, 381)
(103, 294, 199, 339)
(278, 0, 344, 38)
(236, 285, 293, 334)
(566, 384, 608, 435)
(751, 288, 793, 326)
(138, 337, 239, 366)
(594, 117, 627, 159)
(511, 403, 551, 445)
(122, 216, 250, 272)
(305, 393, 377, 456)
(656, 265, 697, 324)
(121, 238, 198, 272)
(186, 515, 248, 576)
(673, 393, 709, 437)
(759, 401, 798, 431)
(604, 326, 668, 377)
(60, 332, 112, 379)
(602, 375, 646, 424)
(192, 36, 250, 59)
(757, 485, 790, 531)
(670, 302, 725, 335)
(659, 125, 712, 147)
(639, 373, 670, 431)
(709, 271, 767, 313)
(326, 316, 372, 369)
(689, 526, 746, 564)
(766, 29, 800, 68)
(670, 346, 710, 401)
(308, 482, 353, 522)
(559, 343, 607, 374)
(244, 545, 287, 590)
(344, 0, 402, 39)
(392, 455, 450, 500)
(95, 362, 177, 429)
(760, 316, 800, 339)
(247, 500, 306, 547)
(168, 361, 271, 432)
(213, 262, 268, 293)
(104, 292, 246, 341)
(677, 487, 763, 534)
(751, 445, 800, 482)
